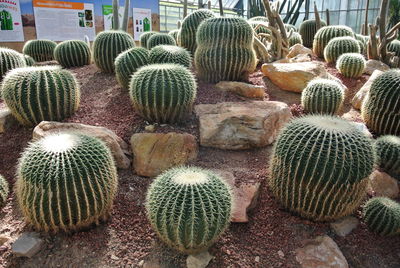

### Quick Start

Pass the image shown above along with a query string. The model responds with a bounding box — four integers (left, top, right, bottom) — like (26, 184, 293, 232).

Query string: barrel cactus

(387, 40, 400, 57)
(363, 197, 400, 236)
(195, 17, 257, 83)
(375, 135, 400, 179)
(0, 175, 9, 208)
(299, 19, 327, 48)
(289, 32, 303, 47)
(0, 47, 26, 80)
(168, 29, 180, 43)
(313, 25, 354, 58)
(147, 33, 176, 50)
(129, 64, 197, 123)
(140, 31, 157, 48)
(93, 30, 135, 73)
(362, 70, 400, 135)
(54, 40, 91, 68)
(336, 53, 366, 78)
(22, 39, 57, 62)
(16, 133, 118, 232)
(248, 21, 270, 35)
(285, 24, 297, 32)
(115, 47, 149, 88)
(178, 9, 215, 55)
(23, 54, 35, 66)
(248, 16, 268, 23)
(1, 66, 80, 126)
(323, 36, 360, 63)
(149, 45, 191, 68)
(269, 115, 375, 221)
(146, 166, 232, 254)
(357, 40, 367, 56)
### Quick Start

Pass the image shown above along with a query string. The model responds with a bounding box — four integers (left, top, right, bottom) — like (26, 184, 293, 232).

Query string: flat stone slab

(12, 232, 44, 258)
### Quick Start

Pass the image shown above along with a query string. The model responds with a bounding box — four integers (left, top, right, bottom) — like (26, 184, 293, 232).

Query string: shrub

(149, 45, 191, 68)
(323, 36, 360, 63)
(375, 135, 400, 179)
(363, 197, 400, 236)
(313, 25, 354, 58)
(336, 53, 366, 78)
(54, 40, 91, 68)
(115, 47, 149, 88)
(22, 39, 57, 62)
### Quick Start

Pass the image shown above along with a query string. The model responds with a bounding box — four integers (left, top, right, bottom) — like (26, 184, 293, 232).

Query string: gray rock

(187, 251, 213, 268)
(330, 216, 359, 237)
(12, 232, 44, 258)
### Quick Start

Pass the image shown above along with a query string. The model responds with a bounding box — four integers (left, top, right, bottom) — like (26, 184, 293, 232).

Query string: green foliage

(23, 54, 35, 66)
(147, 33, 176, 50)
(1, 66, 80, 126)
(313, 25, 354, 58)
(0, 47, 25, 80)
(115, 47, 149, 89)
(195, 17, 257, 83)
(22, 39, 57, 62)
(54, 40, 91, 68)
(375, 135, 400, 180)
(323, 36, 360, 63)
(168, 29, 180, 43)
(129, 64, 197, 123)
(140, 31, 157, 48)
(269, 115, 375, 221)
(387, 40, 400, 57)
(16, 133, 118, 232)
(0, 175, 9, 209)
(363, 197, 400, 236)
(146, 166, 232, 254)
(288, 32, 303, 47)
(336, 53, 365, 78)
(299, 19, 327, 48)
(149, 45, 191, 68)
(362, 70, 400, 135)
(92, 30, 135, 73)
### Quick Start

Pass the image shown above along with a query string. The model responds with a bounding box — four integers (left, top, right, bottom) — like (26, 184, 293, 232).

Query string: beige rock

(287, 44, 314, 58)
(295, 235, 348, 268)
(186, 251, 213, 268)
(130, 132, 198, 177)
(274, 54, 312, 63)
(368, 170, 399, 199)
(195, 101, 291, 150)
(364, 59, 389, 75)
(32, 121, 131, 169)
(330, 216, 359, 237)
(0, 107, 19, 133)
(352, 70, 383, 110)
(215, 81, 264, 99)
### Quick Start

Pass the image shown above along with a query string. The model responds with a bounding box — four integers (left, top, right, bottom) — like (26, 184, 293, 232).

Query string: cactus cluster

(0, 175, 9, 208)
(313, 25, 354, 58)
(140, 31, 157, 48)
(0, 47, 26, 80)
(288, 32, 303, 47)
(92, 30, 135, 73)
(323, 36, 360, 63)
(387, 40, 400, 57)
(362, 70, 400, 135)
(115, 47, 149, 89)
(54, 40, 91, 68)
(16, 133, 118, 232)
(149, 45, 191, 68)
(195, 17, 257, 83)
(22, 39, 57, 62)
(168, 29, 180, 43)
(146, 166, 232, 254)
(363, 197, 400, 236)
(269, 115, 374, 221)
(129, 64, 197, 123)
(1, 66, 80, 126)
(375, 135, 400, 179)
(147, 33, 176, 50)
(299, 19, 327, 48)
(301, 79, 345, 115)
(336, 53, 365, 78)
(23, 54, 35, 66)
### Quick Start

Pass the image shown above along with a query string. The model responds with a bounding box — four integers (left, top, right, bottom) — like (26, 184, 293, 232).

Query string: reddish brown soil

(0, 64, 399, 268)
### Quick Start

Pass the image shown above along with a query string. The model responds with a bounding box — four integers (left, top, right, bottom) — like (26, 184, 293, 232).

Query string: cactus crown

(336, 53, 365, 78)
(313, 25, 354, 58)
(147, 33, 176, 50)
(375, 135, 400, 180)
(0, 175, 9, 208)
(149, 45, 191, 68)
(0, 47, 26, 80)
(363, 197, 400, 236)
(22, 39, 57, 62)
(323, 36, 360, 63)
(115, 47, 150, 89)
(54, 40, 91, 68)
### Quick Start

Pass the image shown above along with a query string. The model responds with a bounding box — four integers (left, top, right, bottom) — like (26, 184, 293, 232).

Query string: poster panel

(0, 0, 24, 42)
(132, 8, 151, 41)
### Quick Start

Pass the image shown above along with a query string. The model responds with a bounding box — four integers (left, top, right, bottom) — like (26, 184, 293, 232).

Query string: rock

(330, 216, 359, 237)
(0, 107, 19, 133)
(261, 61, 329, 93)
(275, 54, 312, 64)
(215, 81, 264, 99)
(12, 232, 44, 258)
(186, 251, 213, 268)
(0, 235, 10, 246)
(364, 59, 389, 75)
(255, 256, 260, 262)
(278, 250, 285, 258)
(145, 124, 156, 132)
(352, 70, 383, 110)
(130, 132, 198, 177)
(350, 122, 372, 138)
(368, 170, 399, 199)
(195, 101, 291, 150)
(32, 121, 131, 169)
(138, 260, 145, 267)
(287, 44, 314, 58)
(295, 235, 348, 268)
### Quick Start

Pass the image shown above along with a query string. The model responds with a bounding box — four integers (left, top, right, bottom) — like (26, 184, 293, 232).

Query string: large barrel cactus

(54, 40, 91, 68)
(92, 30, 135, 73)
(178, 9, 215, 55)
(0, 47, 26, 80)
(375, 135, 400, 179)
(362, 70, 400, 135)
(129, 64, 197, 123)
(323, 36, 360, 63)
(195, 17, 257, 83)
(16, 133, 118, 232)
(146, 167, 232, 254)
(0, 175, 9, 209)
(149, 45, 191, 68)
(313, 26, 354, 58)
(269, 115, 375, 221)
(1, 66, 80, 126)
(363, 197, 400, 236)
(301, 79, 344, 115)
(22, 39, 57, 62)
(299, 19, 327, 48)
(336, 53, 365, 78)
(147, 33, 176, 50)
(387, 40, 400, 57)
(289, 32, 303, 47)
(115, 47, 149, 89)
(140, 31, 157, 48)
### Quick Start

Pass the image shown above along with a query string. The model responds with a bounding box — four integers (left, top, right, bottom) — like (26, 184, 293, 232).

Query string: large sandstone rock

(261, 61, 329, 93)
(367, 170, 399, 199)
(195, 101, 291, 150)
(296, 235, 348, 268)
(0, 107, 19, 133)
(287, 44, 314, 58)
(352, 70, 383, 110)
(33, 121, 131, 169)
(130, 132, 198, 177)
(275, 54, 312, 63)
(364, 59, 389, 75)
(215, 81, 264, 99)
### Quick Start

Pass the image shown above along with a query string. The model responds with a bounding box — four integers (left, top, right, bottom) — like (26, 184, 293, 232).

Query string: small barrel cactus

(375, 135, 400, 179)
(93, 30, 135, 73)
(362, 70, 400, 135)
(129, 64, 197, 123)
(336, 53, 365, 78)
(115, 47, 150, 89)
(269, 115, 374, 221)
(146, 166, 232, 254)
(301, 79, 345, 115)
(23, 54, 35, 66)
(0, 175, 9, 208)
(289, 32, 303, 47)
(248, 21, 270, 35)
(168, 29, 180, 43)
(195, 17, 257, 83)
(140, 31, 157, 48)
(147, 33, 176, 50)
(285, 24, 297, 32)
(1, 66, 80, 126)
(54, 40, 91, 68)
(313, 25, 354, 58)
(323, 36, 360, 63)
(0, 47, 26, 80)
(363, 197, 400, 236)
(16, 133, 118, 232)
(22, 39, 57, 62)
(299, 19, 327, 48)
(149, 45, 191, 68)
(248, 16, 268, 22)
(387, 40, 400, 57)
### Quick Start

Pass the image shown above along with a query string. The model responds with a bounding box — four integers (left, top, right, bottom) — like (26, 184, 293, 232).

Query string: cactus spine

(140, 31, 157, 48)
(375, 135, 400, 179)
(313, 25, 354, 58)
(288, 32, 303, 47)
(336, 53, 366, 78)
(299, 19, 327, 48)
(323, 36, 360, 63)
(115, 47, 150, 89)
(147, 33, 176, 50)
(149, 45, 191, 68)
(363, 197, 400, 236)
(22, 39, 57, 62)
(0, 47, 26, 80)
(0, 175, 9, 208)
(146, 167, 232, 254)
(54, 40, 91, 68)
